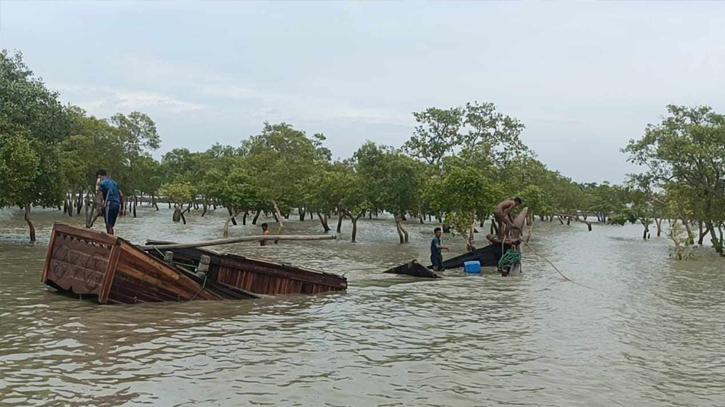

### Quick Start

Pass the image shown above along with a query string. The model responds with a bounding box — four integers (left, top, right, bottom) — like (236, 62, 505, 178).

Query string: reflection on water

(1, 207, 724, 406)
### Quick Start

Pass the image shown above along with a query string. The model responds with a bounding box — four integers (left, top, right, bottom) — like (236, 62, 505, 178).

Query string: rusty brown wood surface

(144, 245, 347, 294)
(43, 231, 114, 297)
(98, 245, 121, 303)
(53, 223, 118, 246)
(42, 224, 256, 304)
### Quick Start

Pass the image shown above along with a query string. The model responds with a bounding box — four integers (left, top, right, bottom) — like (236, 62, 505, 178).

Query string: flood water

(1, 206, 724, 407)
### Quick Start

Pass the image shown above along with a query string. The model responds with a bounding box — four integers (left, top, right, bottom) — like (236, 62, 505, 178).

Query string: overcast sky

(2, 1, 725, 183)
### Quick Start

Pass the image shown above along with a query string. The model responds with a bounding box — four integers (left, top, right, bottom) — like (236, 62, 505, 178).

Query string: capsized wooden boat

(144, 240, 348, 295)
(383, 260, 440, 279)
(433, 244, 506, 270)
(385, 207, 528, 278)
(42, 223, 258, 304)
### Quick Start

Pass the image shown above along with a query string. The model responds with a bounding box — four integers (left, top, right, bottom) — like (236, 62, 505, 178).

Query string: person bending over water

(95, 169, 125, 235)
(494, 197, 522, 239)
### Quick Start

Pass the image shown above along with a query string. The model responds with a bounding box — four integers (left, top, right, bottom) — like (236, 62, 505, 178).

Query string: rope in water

(523, 241, 595, 291)
(497, 249, 521, 272)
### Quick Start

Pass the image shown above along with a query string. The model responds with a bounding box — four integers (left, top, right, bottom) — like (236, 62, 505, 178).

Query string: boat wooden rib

(42, 223, 258, 304)
(144, 240, 348, 295)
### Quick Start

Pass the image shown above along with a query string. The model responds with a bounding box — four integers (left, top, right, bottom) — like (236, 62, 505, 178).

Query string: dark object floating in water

(41, 223, 346, 304)
(383, 260, 440, 279)
(433, 244, 506, 270)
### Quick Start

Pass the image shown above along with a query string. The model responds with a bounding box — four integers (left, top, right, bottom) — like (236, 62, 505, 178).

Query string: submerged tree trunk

(698, 221, 708, 245)
(299, 207, 306, 221)
(463, 212, 476, 251)
(655, 218, 663, 237)
(133, 195, 138, 218)
(252, 210, 261, 225)
(65, 196, 73, 217)
(24, 204, 36, 242)
(336, 213, 344, 233)
(201, 200, 208, 217)
(227, 206, 237, 226)
(76, 188, 83, 214)
(180, 204, 191, 225)
(705, 221, 722, 255)
(242, 211, 248, 226)
(351, 217, 359, 242)
(271, 199, 285, 243)
(223, 210, 242, 238)
(85, 193, 97, 228)
(641, 219, 650, 240)
(682, 218, 694, 244)
(348, 211, 364, 243)
(394, 214, 409, 244)
(172, 204, 182, 223)
(317, 212, 331, 232)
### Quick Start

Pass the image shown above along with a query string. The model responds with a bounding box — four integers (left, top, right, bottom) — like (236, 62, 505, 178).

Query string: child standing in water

(260, 223, 270, 246)
(431, 227, 449, 271)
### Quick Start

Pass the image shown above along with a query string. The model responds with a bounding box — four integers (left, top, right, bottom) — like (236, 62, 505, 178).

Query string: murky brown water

(1, 206, 724, 406)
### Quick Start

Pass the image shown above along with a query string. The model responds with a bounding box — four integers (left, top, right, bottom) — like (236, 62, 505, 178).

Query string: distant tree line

(2, 50, 723, 259)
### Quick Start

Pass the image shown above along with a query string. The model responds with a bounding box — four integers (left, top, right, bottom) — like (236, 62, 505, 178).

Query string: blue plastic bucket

(464, 261, 482, 273)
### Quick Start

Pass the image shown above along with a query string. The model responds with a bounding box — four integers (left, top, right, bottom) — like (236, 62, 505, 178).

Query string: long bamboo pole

(138, 234, 336, 251)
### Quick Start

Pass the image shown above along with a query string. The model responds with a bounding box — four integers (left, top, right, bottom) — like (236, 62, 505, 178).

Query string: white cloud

(56, 84, 207, 115)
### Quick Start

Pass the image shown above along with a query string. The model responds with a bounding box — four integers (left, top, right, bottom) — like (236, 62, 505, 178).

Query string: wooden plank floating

(137, 234, 336, 251)
(144, 241, 348, 295)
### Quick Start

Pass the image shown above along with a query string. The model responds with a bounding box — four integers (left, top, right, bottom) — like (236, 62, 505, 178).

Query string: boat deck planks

(144, 241, 348, 296)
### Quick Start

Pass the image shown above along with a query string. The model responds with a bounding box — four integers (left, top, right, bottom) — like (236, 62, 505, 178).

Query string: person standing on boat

(260, 223, 270, 246)
(95, 169, 124, 235)
(431, 227, 449, 271)
(493, 197, 522, 239)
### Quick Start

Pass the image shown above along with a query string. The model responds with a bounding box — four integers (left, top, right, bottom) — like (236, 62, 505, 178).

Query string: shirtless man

(494, 197, 522, 239)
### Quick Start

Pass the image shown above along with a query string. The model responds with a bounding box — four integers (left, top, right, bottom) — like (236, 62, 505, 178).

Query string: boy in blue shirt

(431, 227, 449, 271)
(95, 169, 125, 235)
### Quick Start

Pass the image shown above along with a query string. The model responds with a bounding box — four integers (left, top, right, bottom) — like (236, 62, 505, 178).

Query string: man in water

(431, 227, 450, 272)
(494, 197, 522, 239)
(96, 169, 124, 235)
(260, 223, 270, 246)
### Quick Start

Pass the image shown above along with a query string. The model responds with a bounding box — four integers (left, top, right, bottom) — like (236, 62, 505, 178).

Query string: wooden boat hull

(385, 207, 528, 278)
(144, 241, 348, 295)
(384, 260, 440, 278)
(42, 223, 258, 304)
(433, 243, 507, 269)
